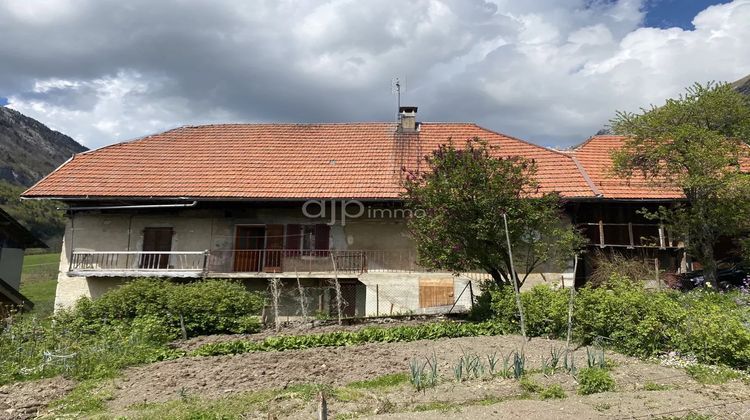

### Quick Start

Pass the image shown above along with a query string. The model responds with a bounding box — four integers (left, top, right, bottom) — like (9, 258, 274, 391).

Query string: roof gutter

(65, 201, 199, 212)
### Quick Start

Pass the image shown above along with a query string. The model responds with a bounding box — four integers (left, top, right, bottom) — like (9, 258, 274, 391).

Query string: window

(286, 224, 330, 255)
(301, 225, 316, 250)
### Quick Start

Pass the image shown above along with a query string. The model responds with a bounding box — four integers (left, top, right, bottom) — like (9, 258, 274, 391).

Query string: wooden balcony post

(628, 222, 634, 249)
(598, 220, 605, 248)
(202, 250, 210, 277)
(658, 225, 666, 249)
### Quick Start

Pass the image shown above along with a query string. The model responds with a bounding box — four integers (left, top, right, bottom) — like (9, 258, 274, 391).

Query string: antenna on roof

(392, 77, 401, 115)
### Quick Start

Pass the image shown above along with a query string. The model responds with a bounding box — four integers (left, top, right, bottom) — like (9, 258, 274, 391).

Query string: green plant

(643, 382, 671, 391)
(195, 321, 508, 356)
(512, 350, 526, 379)
(586, 347, 606, 369)
(478, 280, 750, 369)
(539, 384, 566, 400)
(577, 367, 615, 395)
(487, 352, 499, 376)
(347, 373, 409, 389)
(409, 353, 439, 391)
(519, 376, 541, 393)
(71, 278, 264, 338)
(685, 364, 747, 384)
(563, 350, 576, 375)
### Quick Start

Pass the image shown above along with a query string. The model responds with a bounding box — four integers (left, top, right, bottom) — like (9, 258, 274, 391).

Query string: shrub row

(194, 321, 509, 356)
(68, 278, 264, 337)
(476, 275, 750, 369)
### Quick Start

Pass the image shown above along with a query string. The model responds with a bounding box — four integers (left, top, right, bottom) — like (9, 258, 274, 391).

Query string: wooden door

(264, 224, 284, 273)
(419, 278, 454, 308)
(234, 226, 265, 272)
(140, 227, 173, 269)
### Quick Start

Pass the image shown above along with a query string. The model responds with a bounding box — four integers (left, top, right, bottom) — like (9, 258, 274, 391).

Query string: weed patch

(577, 367, 615, 395)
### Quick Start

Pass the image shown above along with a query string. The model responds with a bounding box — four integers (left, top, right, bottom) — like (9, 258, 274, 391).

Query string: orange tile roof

(21, 124, 681, 201)
(567, 135, 684, 199)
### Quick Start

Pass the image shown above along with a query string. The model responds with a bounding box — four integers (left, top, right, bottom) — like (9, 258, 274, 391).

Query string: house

(0, 207, 46, 313)
(21, 108, 684, 316)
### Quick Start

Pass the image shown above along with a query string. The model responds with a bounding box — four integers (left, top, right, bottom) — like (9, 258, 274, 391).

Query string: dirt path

(104, 335, 750, 418)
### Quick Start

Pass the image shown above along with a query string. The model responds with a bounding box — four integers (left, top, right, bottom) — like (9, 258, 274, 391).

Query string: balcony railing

(68, 251, 208, 277)
(579, 222, 680, 249)
(68, 249, 448, 277)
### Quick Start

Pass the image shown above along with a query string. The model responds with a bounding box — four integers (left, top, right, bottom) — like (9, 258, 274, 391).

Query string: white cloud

(1, 0, 749, 148)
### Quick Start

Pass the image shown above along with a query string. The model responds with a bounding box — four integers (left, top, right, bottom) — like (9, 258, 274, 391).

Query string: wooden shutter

(314, 224, 330, 251)
(264, 224, 284, 272)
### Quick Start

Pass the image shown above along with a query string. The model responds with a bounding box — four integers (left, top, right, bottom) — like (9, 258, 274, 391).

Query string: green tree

(402, 138, 583, 289)
(0, 180, 66, 249)
(612, 82, 750, 288)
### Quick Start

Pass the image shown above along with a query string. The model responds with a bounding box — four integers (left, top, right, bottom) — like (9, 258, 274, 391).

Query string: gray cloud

(1, 0, 749, 148)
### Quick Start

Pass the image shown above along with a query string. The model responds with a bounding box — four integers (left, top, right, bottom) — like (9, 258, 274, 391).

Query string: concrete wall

(53, 205, 574, 311)
(0, 247, 24, 290)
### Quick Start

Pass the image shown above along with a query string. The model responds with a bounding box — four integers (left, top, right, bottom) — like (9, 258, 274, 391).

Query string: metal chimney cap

(399, 106, 418, 114)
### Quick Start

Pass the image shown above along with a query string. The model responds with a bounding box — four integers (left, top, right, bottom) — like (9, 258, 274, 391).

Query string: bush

(577, 367, 615, 395)
(476, 276, 750, 369)
(539, 384, 566, 399)
(475, 284, 569, 338)
(71, 278, 265, 337)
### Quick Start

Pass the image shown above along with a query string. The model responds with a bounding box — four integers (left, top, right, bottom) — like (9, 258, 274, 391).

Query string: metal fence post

(376, 284, 379, 317)
(468, 280, 474, 310)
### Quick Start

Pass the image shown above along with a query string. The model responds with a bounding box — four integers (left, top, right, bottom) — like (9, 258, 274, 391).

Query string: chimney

(398, 106, 418, 132)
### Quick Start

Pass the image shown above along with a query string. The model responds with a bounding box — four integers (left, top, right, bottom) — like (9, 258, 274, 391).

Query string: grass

(347, 373, 409, 389)
(45, 379, 115, 418)
(643, 381, 672, 391)
(685, 364, 748, 384)
(19, 252, 59, 317)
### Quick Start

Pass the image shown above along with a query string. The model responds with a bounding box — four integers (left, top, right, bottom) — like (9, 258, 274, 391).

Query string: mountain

(732, 74, 750, 96)
(0, 106, 87, 187)
(0, 106, 86, 249)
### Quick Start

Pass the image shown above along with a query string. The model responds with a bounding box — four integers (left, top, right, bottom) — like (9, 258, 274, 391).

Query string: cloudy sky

(1, 0, 749, 149)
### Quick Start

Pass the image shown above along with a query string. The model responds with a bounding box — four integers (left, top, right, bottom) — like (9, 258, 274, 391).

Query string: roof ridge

(471, 123, 580, 159)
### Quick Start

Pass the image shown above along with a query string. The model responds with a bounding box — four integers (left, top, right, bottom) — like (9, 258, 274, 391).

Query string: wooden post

(658, 225, 666, 249)
(598, 220, 605, 248)
(628, 222, 634, 249)
(655, 258, 661, 290)
(318, 391, 328, 420)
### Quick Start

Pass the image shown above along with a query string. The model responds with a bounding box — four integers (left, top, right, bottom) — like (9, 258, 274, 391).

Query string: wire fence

(259, 276, 477, 329)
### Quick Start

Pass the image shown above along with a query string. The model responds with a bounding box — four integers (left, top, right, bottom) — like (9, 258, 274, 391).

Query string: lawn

(19, 252, 60, 317)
